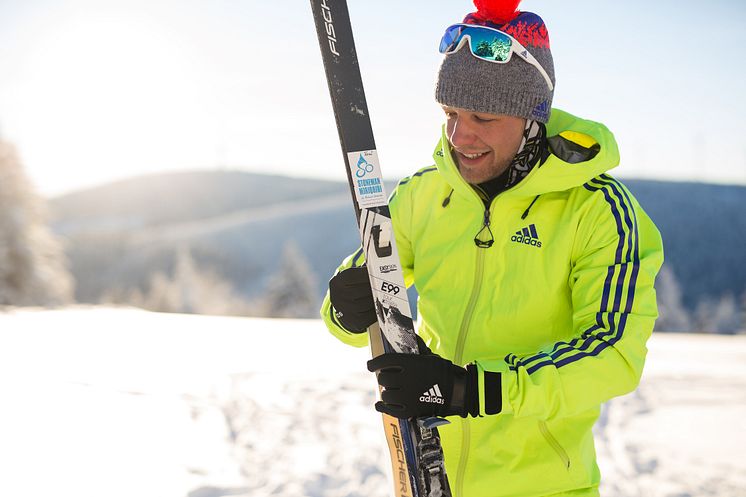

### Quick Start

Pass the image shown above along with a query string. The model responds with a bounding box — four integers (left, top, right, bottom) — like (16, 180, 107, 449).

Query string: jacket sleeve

(319, 178, 416, 348)
(476, 177, 664, 419)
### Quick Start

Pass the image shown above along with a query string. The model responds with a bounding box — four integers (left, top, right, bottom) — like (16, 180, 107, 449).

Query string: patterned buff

(506, 119, 547, 188)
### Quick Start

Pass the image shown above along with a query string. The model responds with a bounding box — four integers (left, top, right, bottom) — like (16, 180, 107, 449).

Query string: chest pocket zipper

(539, 420, 571, 470)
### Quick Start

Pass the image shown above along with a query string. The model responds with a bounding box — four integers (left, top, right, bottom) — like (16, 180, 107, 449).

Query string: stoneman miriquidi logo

(355, 154, 382, 195)
(511, 223, 543, 248)
(348, 150, 387, 208)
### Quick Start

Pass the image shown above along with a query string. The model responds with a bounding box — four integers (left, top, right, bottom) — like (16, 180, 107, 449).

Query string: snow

(595, 333, 746, 497)
(0, 307, 744, 497)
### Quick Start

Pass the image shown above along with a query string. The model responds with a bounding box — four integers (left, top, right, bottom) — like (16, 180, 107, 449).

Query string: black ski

(309, 1, 451, 496)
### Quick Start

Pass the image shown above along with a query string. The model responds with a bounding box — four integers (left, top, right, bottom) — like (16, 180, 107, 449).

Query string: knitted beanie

(435, 0, 555, 123)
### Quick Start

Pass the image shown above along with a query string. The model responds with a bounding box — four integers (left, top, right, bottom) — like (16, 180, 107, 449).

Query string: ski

(309, 1, 451, 496)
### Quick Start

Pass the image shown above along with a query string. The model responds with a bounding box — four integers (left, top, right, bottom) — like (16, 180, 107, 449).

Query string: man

(320, 1, 663, 496)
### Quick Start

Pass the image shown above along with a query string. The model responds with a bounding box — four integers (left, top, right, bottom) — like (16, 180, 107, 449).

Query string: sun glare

(15, 6, 217, 194)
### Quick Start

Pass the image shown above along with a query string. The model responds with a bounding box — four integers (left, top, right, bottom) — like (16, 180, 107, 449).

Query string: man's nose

(448, 117, 475, 148)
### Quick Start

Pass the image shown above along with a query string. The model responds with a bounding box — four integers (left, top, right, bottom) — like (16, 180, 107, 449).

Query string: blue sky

(0, 0, 744, 195)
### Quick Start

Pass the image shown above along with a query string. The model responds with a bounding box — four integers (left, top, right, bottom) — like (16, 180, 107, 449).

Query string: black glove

(329, 266, 377, 333)
(367, 337, 480, 419)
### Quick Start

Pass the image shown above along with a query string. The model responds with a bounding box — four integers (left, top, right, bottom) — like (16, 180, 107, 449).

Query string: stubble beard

(456, 151, 514, 185)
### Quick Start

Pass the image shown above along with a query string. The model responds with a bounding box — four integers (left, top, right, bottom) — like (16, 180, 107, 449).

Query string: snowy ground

(0, 307, 744, 497)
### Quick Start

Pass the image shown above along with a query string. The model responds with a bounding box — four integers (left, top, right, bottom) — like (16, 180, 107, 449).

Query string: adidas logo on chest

(511, 223, 543, 248)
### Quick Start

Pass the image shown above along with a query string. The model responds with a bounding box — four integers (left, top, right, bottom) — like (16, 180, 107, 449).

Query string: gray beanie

(435, 10, 555, 123)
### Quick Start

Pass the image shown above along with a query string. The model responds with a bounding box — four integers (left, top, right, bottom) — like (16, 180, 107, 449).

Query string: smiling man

(320, 1, 663, 496)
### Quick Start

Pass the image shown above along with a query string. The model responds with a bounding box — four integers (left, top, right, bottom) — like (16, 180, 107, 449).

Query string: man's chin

(457, 164, 492, 185)
(457, 160, 511, 185)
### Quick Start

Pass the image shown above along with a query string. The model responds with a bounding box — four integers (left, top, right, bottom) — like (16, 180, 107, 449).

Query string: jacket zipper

(539, 420, 571, 470)
(473, 209, 494, 248)
(456, 418, 470, 497)
(454, 223, 488, 497)
(454, 243, 486, 364)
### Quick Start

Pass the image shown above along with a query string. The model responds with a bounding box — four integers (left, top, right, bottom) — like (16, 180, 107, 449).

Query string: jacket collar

(432, 108, 620, 202)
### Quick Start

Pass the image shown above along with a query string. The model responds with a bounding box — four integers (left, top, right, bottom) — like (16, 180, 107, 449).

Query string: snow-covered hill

(0, 307, 744, 497)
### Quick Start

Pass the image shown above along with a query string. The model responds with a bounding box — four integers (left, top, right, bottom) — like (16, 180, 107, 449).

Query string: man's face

(443, 106, 526, 185)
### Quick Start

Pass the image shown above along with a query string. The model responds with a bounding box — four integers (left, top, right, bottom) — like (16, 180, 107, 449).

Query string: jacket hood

(433, 108, 620, 201)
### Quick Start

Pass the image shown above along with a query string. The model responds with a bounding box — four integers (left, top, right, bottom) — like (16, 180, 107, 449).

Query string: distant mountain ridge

(49, 170, 746, 330)
(52, 170, 350, 232)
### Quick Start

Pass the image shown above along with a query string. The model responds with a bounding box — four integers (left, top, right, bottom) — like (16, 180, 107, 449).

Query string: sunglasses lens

(439, 25, 514, 62)
(465, 28, 512, 62)
(439, 25, 463, 54)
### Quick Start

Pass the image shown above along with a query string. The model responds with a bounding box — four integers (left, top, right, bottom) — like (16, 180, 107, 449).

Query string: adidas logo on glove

(420, 384, 445, 404)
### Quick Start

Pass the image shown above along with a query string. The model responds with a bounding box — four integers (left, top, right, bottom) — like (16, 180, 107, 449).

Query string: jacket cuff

(483, 371, 502, 415)
(476, 361, 512, 416)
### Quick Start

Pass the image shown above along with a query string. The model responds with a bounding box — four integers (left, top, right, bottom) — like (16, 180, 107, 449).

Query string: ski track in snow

(0, 307, 744, 497)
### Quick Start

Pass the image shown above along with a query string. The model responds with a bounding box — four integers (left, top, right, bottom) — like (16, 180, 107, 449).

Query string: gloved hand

(367, 337, 480, 419)
(328, 266, 377, 333)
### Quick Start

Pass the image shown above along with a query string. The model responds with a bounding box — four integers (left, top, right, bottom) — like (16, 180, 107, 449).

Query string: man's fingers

(337, 266, 370, 286)
(375, 371, 401, 388)
(367, 353, 409, 373)
(374, 401, 407, 418)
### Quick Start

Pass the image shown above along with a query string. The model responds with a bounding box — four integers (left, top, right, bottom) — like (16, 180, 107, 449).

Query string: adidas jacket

(320, 109, 664, 497)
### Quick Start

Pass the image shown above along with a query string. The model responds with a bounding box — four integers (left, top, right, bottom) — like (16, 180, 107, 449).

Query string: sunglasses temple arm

(523, 49, 554, 92)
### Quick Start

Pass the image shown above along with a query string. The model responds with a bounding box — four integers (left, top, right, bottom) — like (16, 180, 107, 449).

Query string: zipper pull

(442, 189, 454, 208)
(474, 209, 494, 248)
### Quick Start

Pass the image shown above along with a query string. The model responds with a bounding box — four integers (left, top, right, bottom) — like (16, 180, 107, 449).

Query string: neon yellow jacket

(321, 109, 663, 497)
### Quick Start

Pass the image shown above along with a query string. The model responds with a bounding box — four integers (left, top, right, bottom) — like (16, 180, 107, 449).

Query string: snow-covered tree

(122, 248, 250, 316)
(255, 240, 319, 318)
(695, 293, 742, 335)
(0, 140, 73, 306)
(654, 264, 691, 332)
